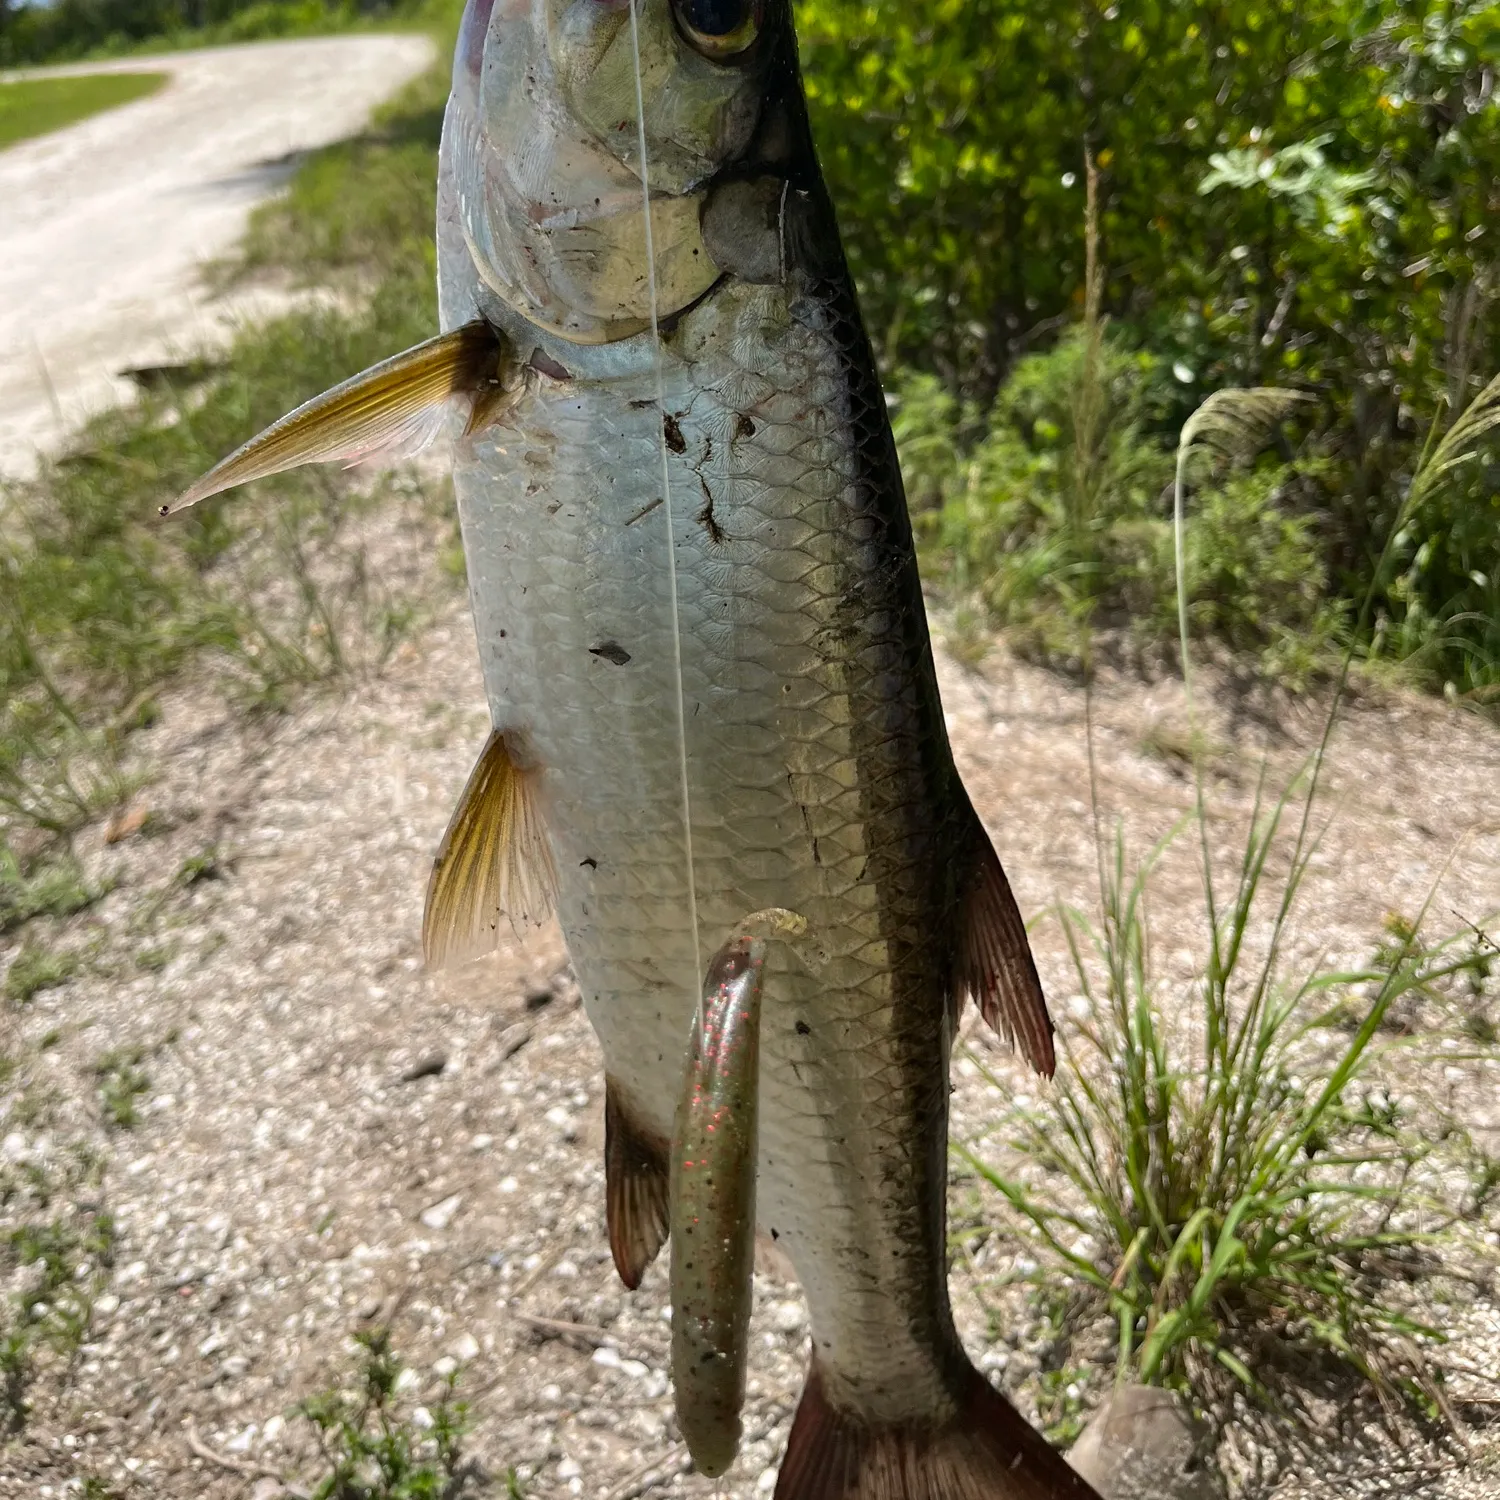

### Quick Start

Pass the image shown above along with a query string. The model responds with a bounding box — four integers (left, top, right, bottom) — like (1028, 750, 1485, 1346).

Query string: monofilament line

(628, 0, 702, 987)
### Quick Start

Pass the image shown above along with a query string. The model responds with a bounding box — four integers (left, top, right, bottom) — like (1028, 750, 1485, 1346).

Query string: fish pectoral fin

(604, 1079, 670, 1291)
(160, 320, 517, 517)
(422, 729, 557, 969)
(954, 797, 1056, 1078)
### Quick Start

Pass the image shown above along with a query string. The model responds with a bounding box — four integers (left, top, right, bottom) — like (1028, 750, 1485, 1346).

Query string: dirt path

(0, 36, 434, 478)
(1, 522, 1495, 1497)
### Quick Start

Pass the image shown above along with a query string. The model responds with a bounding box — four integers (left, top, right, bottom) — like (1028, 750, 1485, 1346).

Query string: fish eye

(673, 0, 763, 60)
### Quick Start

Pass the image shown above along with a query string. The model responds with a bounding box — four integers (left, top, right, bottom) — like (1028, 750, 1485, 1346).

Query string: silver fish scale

(453, 274, 965, 1423)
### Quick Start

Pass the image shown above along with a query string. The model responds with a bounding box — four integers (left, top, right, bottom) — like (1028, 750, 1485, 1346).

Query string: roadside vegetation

(800, 0, 1500, 698)
(0, 70, 167, 150)
(0, 0, 416, 66)
(954, 385, 1500, 1464)
(0, 8, 455, 906)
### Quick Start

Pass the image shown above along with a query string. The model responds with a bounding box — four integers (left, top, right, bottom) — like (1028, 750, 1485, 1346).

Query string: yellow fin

(422, 730, 557, 969)
(160, 320, 515, 517)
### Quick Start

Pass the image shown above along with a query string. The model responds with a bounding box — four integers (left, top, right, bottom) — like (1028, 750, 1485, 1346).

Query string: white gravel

(0, 35, 435, 477)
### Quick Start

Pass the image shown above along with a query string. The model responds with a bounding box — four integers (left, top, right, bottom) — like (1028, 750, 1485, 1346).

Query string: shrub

(801, 0, 1500, 695)
(906, 330, 1335, 673)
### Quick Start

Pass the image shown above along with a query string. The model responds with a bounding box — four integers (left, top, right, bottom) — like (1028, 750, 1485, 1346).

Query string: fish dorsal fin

(604, 1079, 670, 1290)
(160, 320, 516, 517)
(954, 799, 1056, 1078)
(422, 729, 557, 969)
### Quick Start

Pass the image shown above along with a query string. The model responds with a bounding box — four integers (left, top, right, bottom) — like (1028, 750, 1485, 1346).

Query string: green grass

(0, 1143, 114, 1430)
(3, 944, 78, 1005)
(93, 1046, 150, 1129)
(299, 1327, 480, 1500)
(0, 71, 167, 150)
(0, 848, 101, 934)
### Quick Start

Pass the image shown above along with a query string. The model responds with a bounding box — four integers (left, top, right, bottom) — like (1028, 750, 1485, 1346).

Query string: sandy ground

(0, 501, 1495, 1497)
(0, 35, 434, 477)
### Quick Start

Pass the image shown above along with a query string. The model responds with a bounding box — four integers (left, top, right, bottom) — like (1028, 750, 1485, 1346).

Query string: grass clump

(0, 846, 100, 934)
(0, 1144, 114, 1430)
(93, 1047, 150, 1129)
(960, 801, 1478, 1412)
(299, 1327, 481, 1499)
(0, 70, 167, 150)
(3, 945, 78, 1005)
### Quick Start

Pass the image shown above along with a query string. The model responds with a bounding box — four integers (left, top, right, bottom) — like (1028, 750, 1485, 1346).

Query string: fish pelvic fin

(775, 1358, 1103, 1500)
(160, 320, 517, 517)
(604, 1079, 670, 1290)
(954, 795, 1055, 1078)
(422, 729, 557, 969)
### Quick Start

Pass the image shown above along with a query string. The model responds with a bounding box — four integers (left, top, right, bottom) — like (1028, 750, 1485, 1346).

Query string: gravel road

(0, 35, 435, 477)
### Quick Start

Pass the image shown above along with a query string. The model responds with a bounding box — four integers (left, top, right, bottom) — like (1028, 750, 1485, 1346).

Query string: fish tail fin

(775, 1358, 1101, 1500)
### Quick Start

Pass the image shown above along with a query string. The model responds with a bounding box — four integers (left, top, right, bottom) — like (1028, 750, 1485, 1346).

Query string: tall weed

(961, 377, 1499, 1433)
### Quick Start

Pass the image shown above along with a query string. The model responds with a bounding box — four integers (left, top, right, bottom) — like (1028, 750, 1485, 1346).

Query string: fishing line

(627, 0, 702, 987)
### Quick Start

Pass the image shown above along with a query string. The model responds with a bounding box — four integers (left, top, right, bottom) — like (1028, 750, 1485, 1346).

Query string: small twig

(604, 1446, 689, 1500)
(186, 1422, 310, 1496)
(512, 1311, 615, 1351)
(508, 1241, 568, 1299)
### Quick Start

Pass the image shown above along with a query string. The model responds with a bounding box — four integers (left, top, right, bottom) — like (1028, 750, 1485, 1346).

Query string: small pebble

(420, 1194, 462, 1230)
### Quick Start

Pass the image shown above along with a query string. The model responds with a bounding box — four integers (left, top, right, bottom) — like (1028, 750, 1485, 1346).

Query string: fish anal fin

(422, 729, 557, 970)
(161, 320, 518, 516)
(954, 798, 1055, 1078)
(774, 1359, 1103, 1500)
(605, 1078, 670, 1291)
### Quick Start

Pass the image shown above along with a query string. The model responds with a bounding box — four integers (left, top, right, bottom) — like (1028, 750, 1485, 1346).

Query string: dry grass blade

(1410, 369, 1500, 505)
(1176, 387, 1312, 474)
(1172, 387, 1310, 706)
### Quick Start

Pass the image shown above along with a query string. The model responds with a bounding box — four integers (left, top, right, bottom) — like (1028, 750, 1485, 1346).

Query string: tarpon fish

(169, 2, 1100, 1496)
